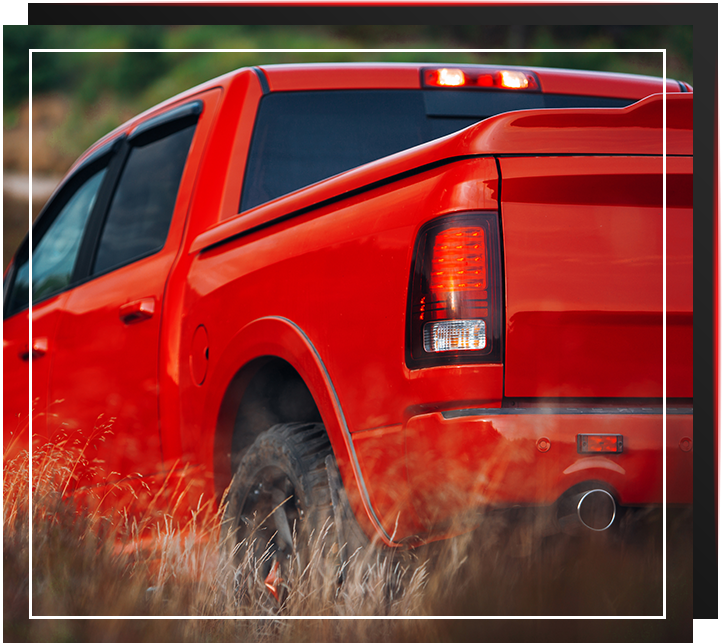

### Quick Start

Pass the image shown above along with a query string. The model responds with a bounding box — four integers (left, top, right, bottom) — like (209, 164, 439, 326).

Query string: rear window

(241, 89, 634, 212)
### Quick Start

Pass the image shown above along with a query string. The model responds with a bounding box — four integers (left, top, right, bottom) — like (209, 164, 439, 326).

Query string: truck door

(48, 94, 216, 489)
(3, 152, 111, 456)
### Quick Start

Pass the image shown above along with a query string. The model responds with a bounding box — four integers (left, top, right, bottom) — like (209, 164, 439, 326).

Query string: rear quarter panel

(180, 157, 502, 540)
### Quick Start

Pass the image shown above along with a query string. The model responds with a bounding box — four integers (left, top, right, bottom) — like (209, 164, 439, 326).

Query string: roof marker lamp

(429, 68, 467, 87)
(423, 67, 539, 91)
(499, 70, 532, 89)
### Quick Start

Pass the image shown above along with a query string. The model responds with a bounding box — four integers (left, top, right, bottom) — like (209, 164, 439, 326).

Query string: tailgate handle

(119, 297, 156, 324)
(20, 337, 48, 361)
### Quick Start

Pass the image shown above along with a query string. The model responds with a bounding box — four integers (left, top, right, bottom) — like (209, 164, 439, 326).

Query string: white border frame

(26, 47, 669, 620)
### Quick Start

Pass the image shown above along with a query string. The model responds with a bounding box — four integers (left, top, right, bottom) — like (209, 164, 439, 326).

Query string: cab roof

(256, 62, 687, 100)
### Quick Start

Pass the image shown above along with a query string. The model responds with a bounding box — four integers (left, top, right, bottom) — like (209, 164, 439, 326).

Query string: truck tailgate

(500, 154, 692, 399)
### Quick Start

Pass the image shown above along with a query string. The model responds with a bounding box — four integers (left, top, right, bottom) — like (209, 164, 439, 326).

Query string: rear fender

(204, 315, 392, 543)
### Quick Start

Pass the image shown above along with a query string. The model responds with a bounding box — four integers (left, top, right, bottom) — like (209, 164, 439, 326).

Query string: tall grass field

(4, 440, 692, 642)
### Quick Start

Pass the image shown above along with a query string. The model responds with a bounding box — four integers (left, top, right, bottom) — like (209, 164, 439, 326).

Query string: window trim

(128, 100, 203, 144)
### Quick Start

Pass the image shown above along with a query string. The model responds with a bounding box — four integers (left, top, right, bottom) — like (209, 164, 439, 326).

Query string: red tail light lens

(423, 67, 539, 91)
(429, 226, 488, 298)
(407, 212, 502, 367)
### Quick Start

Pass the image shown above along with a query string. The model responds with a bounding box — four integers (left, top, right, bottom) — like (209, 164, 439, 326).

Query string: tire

(222, 422, 348, 599)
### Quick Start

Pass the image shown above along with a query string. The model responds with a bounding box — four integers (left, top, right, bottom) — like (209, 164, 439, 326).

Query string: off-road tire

(223, 422, 351, 599)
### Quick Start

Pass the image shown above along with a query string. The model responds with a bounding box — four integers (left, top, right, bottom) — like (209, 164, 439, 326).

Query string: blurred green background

(3, 25, 693, 159)
(3, 24, 692, 267)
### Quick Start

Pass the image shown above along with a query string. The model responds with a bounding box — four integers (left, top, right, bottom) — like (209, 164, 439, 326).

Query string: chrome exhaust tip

(576, 488, 616, 532)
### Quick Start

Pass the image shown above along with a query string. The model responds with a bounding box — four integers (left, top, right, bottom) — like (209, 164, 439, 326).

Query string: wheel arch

(206, 316, 388, 542)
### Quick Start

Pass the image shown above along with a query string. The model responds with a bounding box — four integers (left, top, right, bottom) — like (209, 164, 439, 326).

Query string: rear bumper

(403, 406, 693, 529)
(348, 405, 692, 542)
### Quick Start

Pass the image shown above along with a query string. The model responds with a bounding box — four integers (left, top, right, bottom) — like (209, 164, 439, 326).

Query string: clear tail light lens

(424, 319, 487, 352)
(407, 212, 502, 367)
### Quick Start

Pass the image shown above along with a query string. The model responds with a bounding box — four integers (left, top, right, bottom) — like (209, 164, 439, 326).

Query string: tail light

(406, 212, 502, 367)
(422, 67, 540, 91)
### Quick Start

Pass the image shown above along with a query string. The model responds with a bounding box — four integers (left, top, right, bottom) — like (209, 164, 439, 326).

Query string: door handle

(119, 297, 156, 324)
(20, 337, 48, 360)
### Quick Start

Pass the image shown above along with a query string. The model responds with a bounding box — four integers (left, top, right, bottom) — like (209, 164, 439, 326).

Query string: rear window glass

(241, 89, 634, 212)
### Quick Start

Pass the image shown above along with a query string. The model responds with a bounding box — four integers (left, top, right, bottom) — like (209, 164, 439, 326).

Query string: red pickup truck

(3, 63, 692, 563)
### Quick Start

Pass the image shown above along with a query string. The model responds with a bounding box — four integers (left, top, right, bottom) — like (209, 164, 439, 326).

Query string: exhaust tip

(577, 489, 616, 531)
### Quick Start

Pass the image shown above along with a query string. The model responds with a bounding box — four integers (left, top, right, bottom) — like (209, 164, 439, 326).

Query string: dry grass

(3, 441, 693, 643)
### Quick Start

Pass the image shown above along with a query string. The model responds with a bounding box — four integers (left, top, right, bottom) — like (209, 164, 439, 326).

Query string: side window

(4, 164, 108, 317)
(91, 121, 197, 275)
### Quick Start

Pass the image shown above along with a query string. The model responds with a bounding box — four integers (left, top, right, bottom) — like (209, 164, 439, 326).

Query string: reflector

(577, 434, 623, 454)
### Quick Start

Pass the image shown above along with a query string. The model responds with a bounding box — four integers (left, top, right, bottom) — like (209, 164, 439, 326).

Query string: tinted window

(241, 91, 479, 212)
(92, 123, 196, 275)
(5, 166, 108, 317)
(241, 89, 635, 212)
